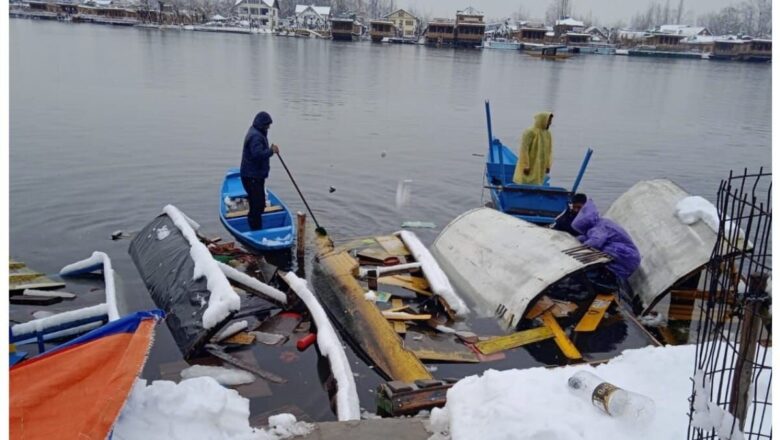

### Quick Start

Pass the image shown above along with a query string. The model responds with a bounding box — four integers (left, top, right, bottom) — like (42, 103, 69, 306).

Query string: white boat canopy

(604, 179, 717, 314)
(431, 208, 611, 330)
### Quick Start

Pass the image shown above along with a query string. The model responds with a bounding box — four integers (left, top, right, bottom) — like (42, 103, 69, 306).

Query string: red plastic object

(296, 333, 317, 351)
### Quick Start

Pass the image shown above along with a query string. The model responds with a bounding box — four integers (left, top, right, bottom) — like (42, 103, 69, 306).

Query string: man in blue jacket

(240, 111, 279, 230)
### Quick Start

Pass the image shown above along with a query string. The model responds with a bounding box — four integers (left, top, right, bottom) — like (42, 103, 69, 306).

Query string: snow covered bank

(163, 205, 241, 329)
(428, 345, 765, 440)
(397, 230, 469, 316)
(113, 377, 314, 440)
(60, 251, 120, 321)
(282, 272, 361, 421)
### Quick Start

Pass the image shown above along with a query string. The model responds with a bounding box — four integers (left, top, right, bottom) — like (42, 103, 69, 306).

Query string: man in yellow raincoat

(513, 112, 553, 185)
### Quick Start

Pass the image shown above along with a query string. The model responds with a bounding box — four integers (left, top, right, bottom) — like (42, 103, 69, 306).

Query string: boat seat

(225, 205, 283, 219)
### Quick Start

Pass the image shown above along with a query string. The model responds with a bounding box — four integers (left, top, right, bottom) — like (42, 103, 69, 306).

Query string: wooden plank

(382, 311, 432, 321)
(393, 321, 407, 334)
(405, 332, 480, 363)
(22, 289, 76, 299)
(9, 272, 46, 283)
(474, 326, 555, 355)
(10, 295, 63, 306)
(574, 294, 615, 332)
(525, 296, 555, 319)
(376, 235, 411, 257)
(224, 205, 284, 219)
(9, 260, 25, 270)
(223, 331, 256, 345)
(357, 247, 394, 264)
(9, 280, 66, 294)
(379, 275, 432, 296)
(541, 311, 582, 360)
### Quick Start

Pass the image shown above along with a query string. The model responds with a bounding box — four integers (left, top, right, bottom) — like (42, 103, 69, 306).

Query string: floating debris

(401, 221, 436, 229)
(111, 230, 123, 240)
(329, 186, 336, 193)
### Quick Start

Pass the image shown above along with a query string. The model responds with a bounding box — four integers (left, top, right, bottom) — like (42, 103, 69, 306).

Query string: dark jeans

(241, 176, 266, 230)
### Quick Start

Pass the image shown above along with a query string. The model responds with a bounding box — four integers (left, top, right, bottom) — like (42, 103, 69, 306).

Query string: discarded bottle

(567, 371, 655, 425)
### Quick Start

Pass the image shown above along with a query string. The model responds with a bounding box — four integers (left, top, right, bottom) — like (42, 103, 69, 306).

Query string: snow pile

(156, 225, 171, 240)
(364, 290, 377, 302)
(428, 345, 717, 440)
(691, 370, 744, 440)
(674, 196, 749, 247)
(397, 230, 469, 316)
(638, 312, 667, 327)
(281, 272, 360, 421)
(260, 234, 293, 247)
(113, 377, 314, 440)
(217, 261, 287, 304)
(60, 251, 120, 321)
(180, 365, 255, 386)
(11, 304, 108, 338)
(163, 205, 240, 329)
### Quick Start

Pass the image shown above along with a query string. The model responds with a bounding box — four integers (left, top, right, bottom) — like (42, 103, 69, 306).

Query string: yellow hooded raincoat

(513, 112, 553, 185)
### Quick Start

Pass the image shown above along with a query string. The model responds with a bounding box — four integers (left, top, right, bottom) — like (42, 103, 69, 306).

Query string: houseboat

(454, 7, 485, 48)
(425, 18, 456, 46)
(73, 5, 138, 26)
(330, 16, 362, 41)
(483, 38, 522, 50)
(712, 38, 771, 62)
(369, 19, 395, 43)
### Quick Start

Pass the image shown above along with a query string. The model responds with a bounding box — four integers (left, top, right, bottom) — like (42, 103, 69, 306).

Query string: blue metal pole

(571, 148, 594, 195)
(485, 100, 494, 162)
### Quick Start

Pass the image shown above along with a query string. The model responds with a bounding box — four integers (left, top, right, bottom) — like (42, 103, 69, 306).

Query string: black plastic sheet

(129, 214, 232, 359)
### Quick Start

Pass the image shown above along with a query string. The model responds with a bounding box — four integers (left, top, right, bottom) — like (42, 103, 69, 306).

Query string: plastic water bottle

(567, 371, 656, 425)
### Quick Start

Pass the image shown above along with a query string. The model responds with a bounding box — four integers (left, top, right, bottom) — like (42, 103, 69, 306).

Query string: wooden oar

(276, 152, 326, 235)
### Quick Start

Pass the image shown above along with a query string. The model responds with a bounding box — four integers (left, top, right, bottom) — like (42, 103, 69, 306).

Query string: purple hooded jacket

(571, 200, 641, 280)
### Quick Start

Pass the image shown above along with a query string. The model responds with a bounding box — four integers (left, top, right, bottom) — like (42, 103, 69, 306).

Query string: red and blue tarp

(10, 310, 163, 439)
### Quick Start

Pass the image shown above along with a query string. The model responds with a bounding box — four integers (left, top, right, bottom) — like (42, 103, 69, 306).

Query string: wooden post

(729, 272, 768, 430)
(296, 211, 306, 264)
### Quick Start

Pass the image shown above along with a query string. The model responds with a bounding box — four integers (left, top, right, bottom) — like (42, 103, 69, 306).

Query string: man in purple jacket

(571, 199, 641, 280)
(240, 111, 279, 230)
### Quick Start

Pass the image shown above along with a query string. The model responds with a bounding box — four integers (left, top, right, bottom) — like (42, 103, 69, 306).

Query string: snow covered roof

(210, 14, 225, 20)
(618, 29, 647, 39)
(555, 17, 584, 27)
(456, 6, 483, 16)
(685, 35, 717, 43)
(659, 24, 708, 37)
(384, 8, 417, 20)
(294, 4, 330, 17)
(604, 180, 718, 315)
(431, 208, 611, 330)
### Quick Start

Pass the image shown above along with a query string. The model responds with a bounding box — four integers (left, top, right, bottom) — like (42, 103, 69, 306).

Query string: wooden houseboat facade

(369, 19, 395, 42)
(425, 19, 456, 46)
(330, 17, 362, 41)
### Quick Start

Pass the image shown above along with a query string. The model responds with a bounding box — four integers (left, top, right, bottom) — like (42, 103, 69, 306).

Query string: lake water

(9, 19, 772, 421)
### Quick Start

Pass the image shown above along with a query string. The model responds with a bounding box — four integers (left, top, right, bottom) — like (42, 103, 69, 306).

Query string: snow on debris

(11, 304, 108, 338)
(691, 370, 745, 440)
(180, 365, 255, 386)
(155, 225, 171, 240)
(113, 377, 314, 440)
(163, 205, 240, 330)
(217, 261, 287, 304)
(60, 251, 120, 321)
(674, 196, 749, 246)
(282, 272, 361, 421)
(397, 230, 469, 316)
(427, 345, 770, 440)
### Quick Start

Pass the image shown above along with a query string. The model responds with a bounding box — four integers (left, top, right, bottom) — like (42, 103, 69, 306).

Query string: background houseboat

(369, 19, 394, 43)
(425, 18, 455, 46)
(454, 7, 485, 48)
(712, 38, 771, 62)
(330, 16, 362, 41)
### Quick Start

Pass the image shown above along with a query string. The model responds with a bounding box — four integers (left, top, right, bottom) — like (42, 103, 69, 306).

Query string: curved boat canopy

(431, 208, 611, 329)
(604, 179, 718, 314)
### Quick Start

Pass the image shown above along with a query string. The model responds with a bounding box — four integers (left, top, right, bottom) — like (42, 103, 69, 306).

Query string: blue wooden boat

(220, 168, 296, 251)
(483, 101, 593, 225)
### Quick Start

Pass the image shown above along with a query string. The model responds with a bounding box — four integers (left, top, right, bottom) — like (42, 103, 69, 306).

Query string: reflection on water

(10, 19, 771, 421)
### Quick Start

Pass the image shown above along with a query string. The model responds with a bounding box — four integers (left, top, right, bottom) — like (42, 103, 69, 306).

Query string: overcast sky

(398, 0, 736, 24)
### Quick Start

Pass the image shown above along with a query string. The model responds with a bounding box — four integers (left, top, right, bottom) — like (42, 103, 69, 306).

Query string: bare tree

(662, 0, 670, 24)
(512, 5, 528, 22)
(545, 0, 573, 25)
(675, 0, 684, 23)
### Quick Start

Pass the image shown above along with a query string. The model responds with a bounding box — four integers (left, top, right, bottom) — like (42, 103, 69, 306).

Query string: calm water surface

(10, 19, 772, 421)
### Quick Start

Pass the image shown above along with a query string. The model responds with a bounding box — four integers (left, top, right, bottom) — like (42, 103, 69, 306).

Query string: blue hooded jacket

(240, 112, 274, 179)
(571, 200, 641, 280)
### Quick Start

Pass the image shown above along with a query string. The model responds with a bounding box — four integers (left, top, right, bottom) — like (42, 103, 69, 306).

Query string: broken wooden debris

(405, 331, 480, 363)
(252, 331, 288, 346)
(540, 311, 582, 360)
(575, 294, 616, 332)
(10, 296, 63, 306)
(382, 311, 432, 321)
(474, 326, 555, 355)
(222, 331, 256, 345)
(376, 379, 453, 416)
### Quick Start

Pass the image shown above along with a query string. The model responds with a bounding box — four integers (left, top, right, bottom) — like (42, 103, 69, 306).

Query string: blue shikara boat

(483, 101, 593, 225)
(220, 168, 296, 251)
